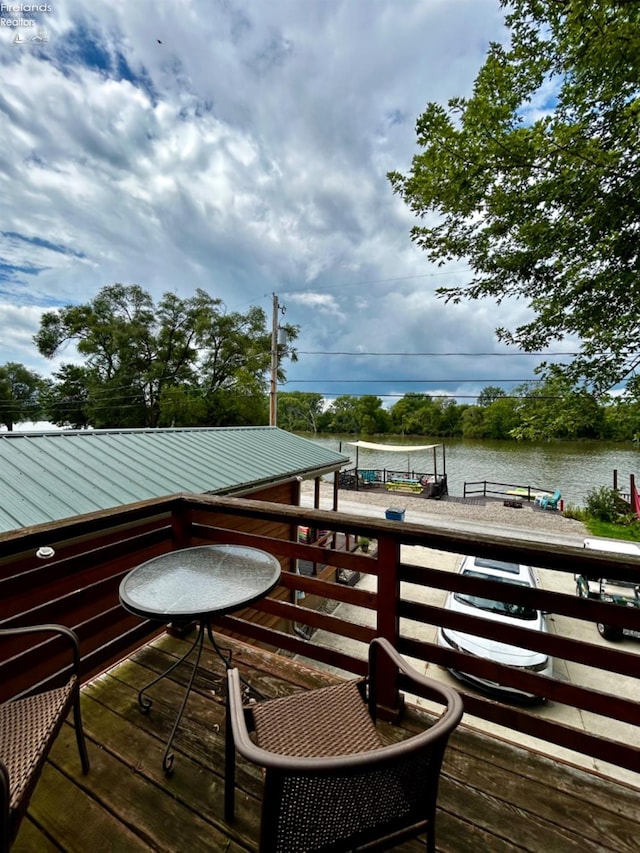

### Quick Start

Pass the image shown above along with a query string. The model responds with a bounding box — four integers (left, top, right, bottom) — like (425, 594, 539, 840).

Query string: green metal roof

(0, 426, 348, 534)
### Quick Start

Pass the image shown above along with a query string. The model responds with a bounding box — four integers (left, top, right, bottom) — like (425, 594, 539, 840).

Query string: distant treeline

(278, 382, 640, 442)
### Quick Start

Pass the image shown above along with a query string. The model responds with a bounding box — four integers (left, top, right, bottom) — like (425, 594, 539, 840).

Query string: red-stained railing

(1, 492, 639, 777)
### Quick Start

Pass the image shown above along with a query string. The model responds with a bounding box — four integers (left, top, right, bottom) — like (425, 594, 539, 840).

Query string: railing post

(171, 501, 192, 549)
(375, 532, 402, 719)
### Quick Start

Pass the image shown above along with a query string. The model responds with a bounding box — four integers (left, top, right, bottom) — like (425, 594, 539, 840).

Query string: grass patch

(565, 487, 640, 541)
(582, 518, 640, 542)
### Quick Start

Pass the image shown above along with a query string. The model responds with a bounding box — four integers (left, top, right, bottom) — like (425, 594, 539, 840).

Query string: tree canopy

(0, 362, 44, 431)
(35, 284, 297, 429)
(282, 383, 638, 443)
(3, 357, 638, 441)
(277, 392, 326, 433)
(388, 0, 640, 395)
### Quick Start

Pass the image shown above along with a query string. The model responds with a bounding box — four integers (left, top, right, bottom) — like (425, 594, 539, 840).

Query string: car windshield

(454, 570, 538, 620)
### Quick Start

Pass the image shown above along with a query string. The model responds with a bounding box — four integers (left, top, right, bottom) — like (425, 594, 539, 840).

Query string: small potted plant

(358, 536, 371, 553)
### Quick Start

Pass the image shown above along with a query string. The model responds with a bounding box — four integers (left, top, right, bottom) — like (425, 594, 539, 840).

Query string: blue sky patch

(1, 232, 85, 260)
(0, 262, 45, 281)
(49, 23, 157, 104)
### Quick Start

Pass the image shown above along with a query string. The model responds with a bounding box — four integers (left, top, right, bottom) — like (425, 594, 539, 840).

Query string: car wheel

(597, 622, 623, 642)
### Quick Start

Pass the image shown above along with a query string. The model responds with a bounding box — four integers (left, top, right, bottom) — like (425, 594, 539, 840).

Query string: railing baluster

(374, 533, 402, 718)
(1, 492, 640, 773)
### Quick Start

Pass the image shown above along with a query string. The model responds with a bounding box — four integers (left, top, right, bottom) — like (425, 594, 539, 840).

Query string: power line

(295, 350, 578, 357)
(277, 391, 576, 400)
(279, 268, 471, 295)
(282, 378, 543, 384)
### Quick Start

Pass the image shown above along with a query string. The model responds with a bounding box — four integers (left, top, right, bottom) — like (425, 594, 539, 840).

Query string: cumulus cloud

(0, 0, 548, 403)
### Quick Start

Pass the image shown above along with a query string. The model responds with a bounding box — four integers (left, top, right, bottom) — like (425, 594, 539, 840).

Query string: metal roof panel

(0, 427, 348, 533)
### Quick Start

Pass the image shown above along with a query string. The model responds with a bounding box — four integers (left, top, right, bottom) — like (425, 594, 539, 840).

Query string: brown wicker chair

(0, 625, 90, 852)
(225, 637, 463, 853)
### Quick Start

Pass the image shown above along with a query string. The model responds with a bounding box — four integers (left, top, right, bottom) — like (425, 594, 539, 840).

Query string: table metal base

(137, 621, 235, 775)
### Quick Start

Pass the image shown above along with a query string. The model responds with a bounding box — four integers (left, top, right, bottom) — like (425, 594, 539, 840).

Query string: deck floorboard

(12, 633, 640, 853)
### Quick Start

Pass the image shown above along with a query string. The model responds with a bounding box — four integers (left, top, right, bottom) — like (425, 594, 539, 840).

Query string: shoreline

(300, 480, 588, 543)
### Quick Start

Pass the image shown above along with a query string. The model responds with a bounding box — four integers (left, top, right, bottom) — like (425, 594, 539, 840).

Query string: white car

(437, 555, 552, 702)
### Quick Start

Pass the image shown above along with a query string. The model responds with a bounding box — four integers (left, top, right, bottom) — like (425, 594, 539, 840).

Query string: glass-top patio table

(119, 544, 281, 774)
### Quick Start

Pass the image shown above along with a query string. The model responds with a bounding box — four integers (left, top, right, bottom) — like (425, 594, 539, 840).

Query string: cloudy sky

(1, 0, 559, 410)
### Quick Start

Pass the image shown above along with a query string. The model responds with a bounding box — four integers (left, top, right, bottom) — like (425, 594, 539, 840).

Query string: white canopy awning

(346, 441, 440, 452)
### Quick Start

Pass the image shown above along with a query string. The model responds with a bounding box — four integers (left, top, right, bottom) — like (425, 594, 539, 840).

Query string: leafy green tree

(461, 406, 487, 439)
(35, 284, 295, 429)
(0, 362, 45, 431)
(198, 305, 272, 400)
(41, 364, 92, 429)
(157, 385, 208, 428)
(477, 386, 506, 407)
(36, 285, 194, 427)
(462, 399, 518, 440)
(389, 394, 434, 435)
(322, 395, 390, 435)
(411, 397, 463, 436)
(204, 386, 269, 427)
(356, 395, 391, 435)
(481, 396, 519, 439)
(436, 399, 467, 437)
(510, 378, 604, 440)
(389, 0, 640, 394)
(324, 395, 360, 434)
(278, 392, 325, 433)
(602, 396, 640, 442)
(389, 394, 468, 437)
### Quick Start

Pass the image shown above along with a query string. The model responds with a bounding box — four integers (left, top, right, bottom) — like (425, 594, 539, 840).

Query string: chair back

(260, 723, 457, 852)
(546, 490, 561, 509)
(0, 625, 89, 852)
(227, 637, 463, 853)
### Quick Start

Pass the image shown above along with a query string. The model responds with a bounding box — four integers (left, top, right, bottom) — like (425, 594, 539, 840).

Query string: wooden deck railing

(1, 491, 639, 777)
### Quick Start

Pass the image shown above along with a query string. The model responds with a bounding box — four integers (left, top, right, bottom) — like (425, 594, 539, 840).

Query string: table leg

(138, 622, 264, 775)
(137, 622, 202, 714)
(206, 622, 267, 701)
(205, 622, 233, 669)
(137, 621, 206, 775)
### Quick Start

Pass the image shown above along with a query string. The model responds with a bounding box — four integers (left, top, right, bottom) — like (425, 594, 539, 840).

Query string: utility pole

(269, 293, 286, 426)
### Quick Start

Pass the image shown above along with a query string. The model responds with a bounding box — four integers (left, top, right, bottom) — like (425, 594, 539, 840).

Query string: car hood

(445, 594, 547, 666)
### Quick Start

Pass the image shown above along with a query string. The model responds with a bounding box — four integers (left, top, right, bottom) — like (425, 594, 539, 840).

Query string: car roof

(584, 538, 640, 557)
(460, 555, 534, 582)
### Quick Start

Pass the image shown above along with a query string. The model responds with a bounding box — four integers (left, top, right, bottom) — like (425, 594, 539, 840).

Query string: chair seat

(225, 638, 463, 852)
(252, 679, 382, 758)
(0, 679, 75, 811)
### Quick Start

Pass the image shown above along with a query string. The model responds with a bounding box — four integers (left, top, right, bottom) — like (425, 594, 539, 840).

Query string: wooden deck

(13, 632, 640, 853)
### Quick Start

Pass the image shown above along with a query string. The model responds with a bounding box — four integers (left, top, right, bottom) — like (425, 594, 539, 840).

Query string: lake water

(303, 435, 640, 507)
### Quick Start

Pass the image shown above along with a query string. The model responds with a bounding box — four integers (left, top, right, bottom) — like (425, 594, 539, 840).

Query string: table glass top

(119, 544, 281, 619)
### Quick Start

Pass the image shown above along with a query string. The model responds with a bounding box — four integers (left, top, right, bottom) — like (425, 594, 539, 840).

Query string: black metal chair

(0, 625, 90, 852)
(225, 637, 463, 853)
